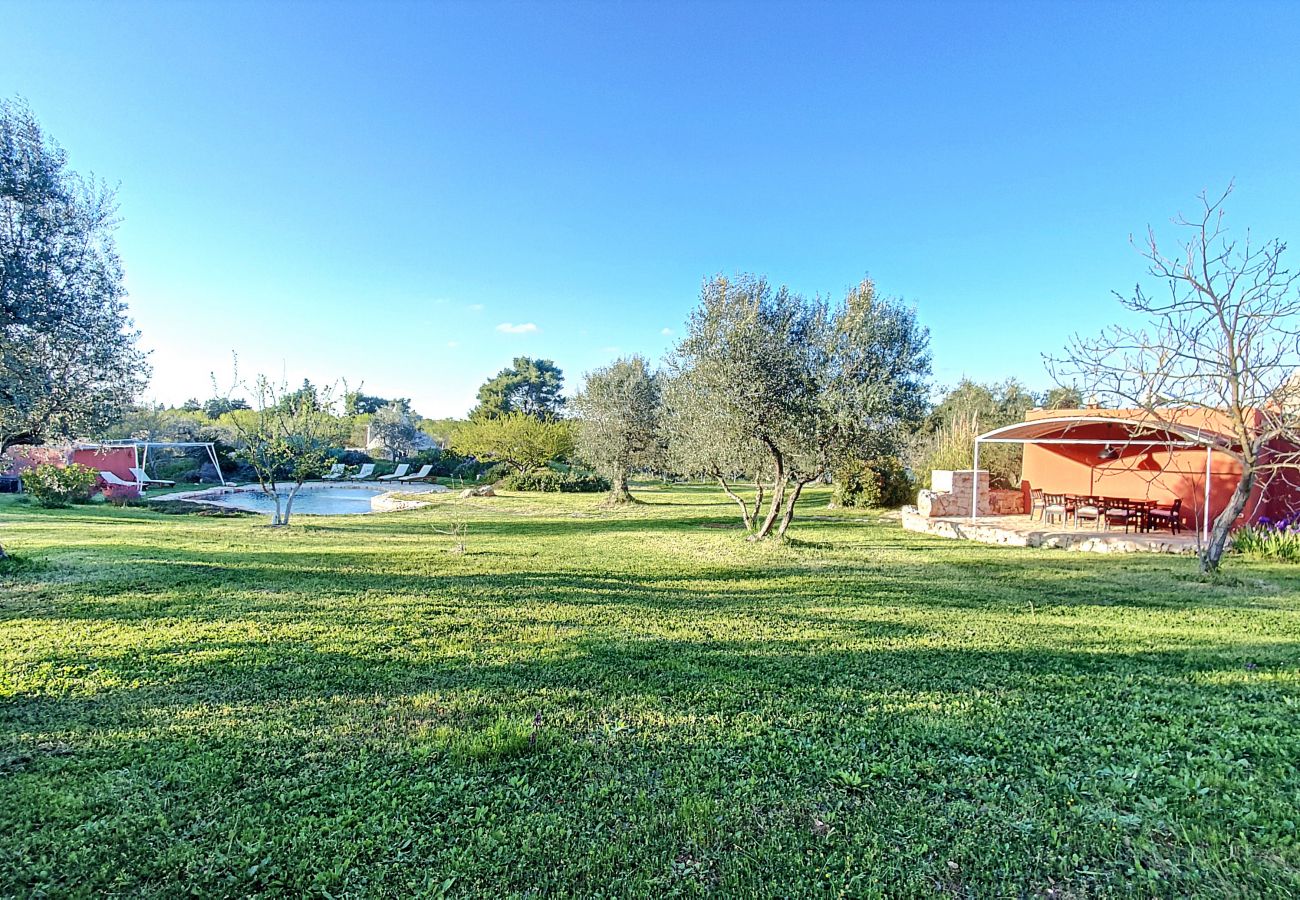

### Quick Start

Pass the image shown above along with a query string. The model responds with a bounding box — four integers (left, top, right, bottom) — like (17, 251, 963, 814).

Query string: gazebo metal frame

(971, 416, 1237, 542)
(79, 440, 229, 486)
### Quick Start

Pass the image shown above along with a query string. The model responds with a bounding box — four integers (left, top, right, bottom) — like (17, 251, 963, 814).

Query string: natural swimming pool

(163, 483, 448, 515)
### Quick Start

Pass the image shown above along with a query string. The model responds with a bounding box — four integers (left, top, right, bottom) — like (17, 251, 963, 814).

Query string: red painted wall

(70, 446, 140, 498)
(1019, 409, 1300, 530)
(1, 446, 66, 475)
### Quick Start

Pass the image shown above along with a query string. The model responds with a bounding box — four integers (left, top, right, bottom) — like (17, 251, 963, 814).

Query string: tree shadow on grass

(7, 632, 1297, 745)
(8, 538, 1297, 628)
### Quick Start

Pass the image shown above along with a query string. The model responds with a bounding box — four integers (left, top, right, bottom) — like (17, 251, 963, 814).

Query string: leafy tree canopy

(574, 356, 663, 503)
(0, 97, 148, 452)
(451, 411, 574, 474)
(472, 357, 565, 420)
(368, 402, 422, 460)
(666, 274, 930, 538)
(202, 397, 250, 419)
(345, 391, 411, 416)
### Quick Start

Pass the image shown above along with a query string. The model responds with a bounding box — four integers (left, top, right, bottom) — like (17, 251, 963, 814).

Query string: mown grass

(1, 484, 1297, 897)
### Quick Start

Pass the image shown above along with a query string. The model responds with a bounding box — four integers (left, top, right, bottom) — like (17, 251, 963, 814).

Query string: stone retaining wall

(900, 507, 1195, 554)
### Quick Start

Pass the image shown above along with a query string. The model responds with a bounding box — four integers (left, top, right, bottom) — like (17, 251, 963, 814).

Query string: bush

(501, 468, 610, 493)
(833, 457, 915, 508)
(479, 462, 514, 484)
(405, 447, 442, 467)
(21, 463, 100, 507)
(1231, 515, 1300, 561)
(328, 449, 373, 466)
(153, 457, 202, 483)
(450, 460, 481, 480)
(561, 473, 611, 493)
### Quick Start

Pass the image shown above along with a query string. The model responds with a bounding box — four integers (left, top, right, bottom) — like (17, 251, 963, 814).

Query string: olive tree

(1051, 184, 1300, 574)
(663, 370, 775, 528)
(369, 402, 421, 460)
(666, 274, 929, 539)
(1, 98, 148, 455)
(573, 356, 662, 504)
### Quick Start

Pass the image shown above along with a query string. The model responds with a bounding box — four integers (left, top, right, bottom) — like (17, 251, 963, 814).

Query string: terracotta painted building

(1, 443, 142, 498)
(991, 407, 1300, 531)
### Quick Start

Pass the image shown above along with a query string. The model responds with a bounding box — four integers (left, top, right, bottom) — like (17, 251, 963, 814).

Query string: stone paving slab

(900, 509, 1198, 554)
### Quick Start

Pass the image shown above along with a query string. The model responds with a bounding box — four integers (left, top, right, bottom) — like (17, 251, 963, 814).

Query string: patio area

(900, 509, 1198, 554)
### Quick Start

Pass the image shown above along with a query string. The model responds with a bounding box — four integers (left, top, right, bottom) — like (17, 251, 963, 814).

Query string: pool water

(206, 487, 383, 515)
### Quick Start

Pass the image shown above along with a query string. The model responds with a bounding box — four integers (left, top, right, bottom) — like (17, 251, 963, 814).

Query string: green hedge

(500, 469, 610, 493)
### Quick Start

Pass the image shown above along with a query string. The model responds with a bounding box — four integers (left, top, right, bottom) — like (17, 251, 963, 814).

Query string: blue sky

(6, 1, 1300, 417)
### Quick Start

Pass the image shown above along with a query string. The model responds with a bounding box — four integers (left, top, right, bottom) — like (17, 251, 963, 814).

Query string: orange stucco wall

(1019, 408, 1300, 529)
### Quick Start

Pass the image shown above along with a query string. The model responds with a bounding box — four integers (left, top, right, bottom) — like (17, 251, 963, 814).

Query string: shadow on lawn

(9, 540, 1295, 626)
(7, 631, 1297, 741)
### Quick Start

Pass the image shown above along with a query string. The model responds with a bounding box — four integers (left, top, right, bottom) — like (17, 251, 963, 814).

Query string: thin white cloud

(467, 303, 485, 312)
(660, 327, 674, 336)
(601, 346, 621, 355)
(496, 322, 538, 334)
(446, 340, 459, 348)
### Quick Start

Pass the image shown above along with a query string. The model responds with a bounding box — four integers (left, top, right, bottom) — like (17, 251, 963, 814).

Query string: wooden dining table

(1061, 495, 1160, 533)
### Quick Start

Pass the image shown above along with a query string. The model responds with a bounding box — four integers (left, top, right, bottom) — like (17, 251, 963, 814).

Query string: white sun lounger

(99, 471, 144, 489)
(349, 463, 377, 480)
(398, 464, 434, 482)
(321, 463, 346, 480)
(129, 467, 175, 487)
(377, 464, 410, 482)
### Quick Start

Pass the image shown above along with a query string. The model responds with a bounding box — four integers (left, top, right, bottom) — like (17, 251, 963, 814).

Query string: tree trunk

(715, 474, 754, 530)
(752, 438, 787, 540)
(281, 483, 302, 526)
(1200, 469, 1254, 574)
(776, 479, 810, 538)
(750, 478, 764, 526)
(605, 468, 635, 505)
(753, 477, 787, 540)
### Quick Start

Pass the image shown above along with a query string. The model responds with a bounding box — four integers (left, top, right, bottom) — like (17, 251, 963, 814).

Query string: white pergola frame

(88, 440, 228, 486)
(971, 416, 1234, 542)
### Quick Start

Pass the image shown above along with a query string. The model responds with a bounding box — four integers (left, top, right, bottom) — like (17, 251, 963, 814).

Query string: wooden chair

(1029, 488, 1046, 521)
(1073, 495, 1103, 530)
(1146, 498, 1183, 534)
(1103, 497, 1141, 533)
(1135, 499, 1158, 533)
(1042, 492, 1071, 526)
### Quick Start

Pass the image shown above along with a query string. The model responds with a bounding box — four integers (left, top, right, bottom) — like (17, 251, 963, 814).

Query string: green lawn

(1, 485, 1297, 897)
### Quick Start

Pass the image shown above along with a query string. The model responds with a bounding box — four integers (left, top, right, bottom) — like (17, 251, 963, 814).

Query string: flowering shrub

(20, 463, 100, 507)
(1231, 514, 1300, 562)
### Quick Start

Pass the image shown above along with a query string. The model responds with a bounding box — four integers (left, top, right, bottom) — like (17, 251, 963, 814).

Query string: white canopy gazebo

(81, 440, 229, 486)
(971, 415, 1238, 542)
